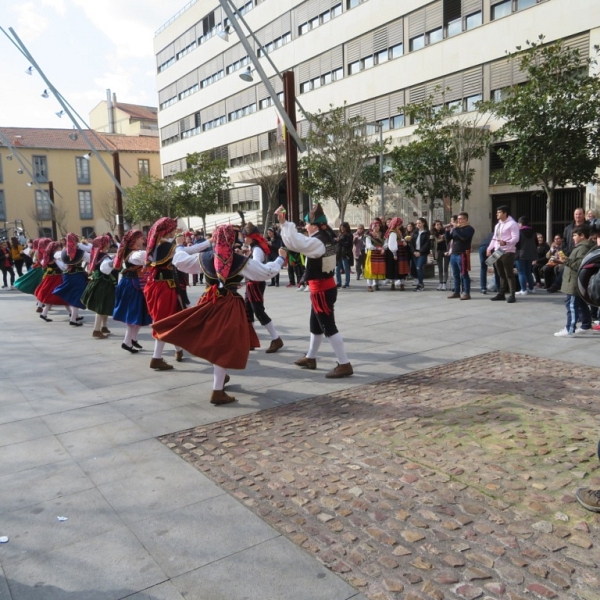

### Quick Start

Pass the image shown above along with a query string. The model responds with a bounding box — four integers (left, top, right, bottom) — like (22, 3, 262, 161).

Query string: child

(554, 224, 595, 337)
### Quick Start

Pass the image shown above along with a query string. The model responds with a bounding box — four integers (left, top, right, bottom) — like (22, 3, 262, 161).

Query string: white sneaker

(436, 284, 442, 291)
(554, 328, 574, 337)
(303, 285, 310, 292)
(575, 327, 591, 335)
(441, 283, 446, 291)
(515, 290, 528, 296)
(296, 285, 305, 292)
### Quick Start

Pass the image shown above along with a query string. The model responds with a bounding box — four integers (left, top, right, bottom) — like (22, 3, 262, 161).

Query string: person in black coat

(409, 218, 431, 291)
(266, 227, 283, 286)
(335, 222, 353, 288)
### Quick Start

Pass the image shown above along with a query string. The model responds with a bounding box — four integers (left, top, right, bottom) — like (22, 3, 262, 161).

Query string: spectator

(515, 217, 538, 296)
(9, 237, 25, 278)
(554, 224, 595, 337)
(446, 212, 475, 300)
(478, 231, 494, 294)
(533, 233, 550, 287)
(286, 249, 305, 288)
(544, 235, 566, 292)
(408, 217, 431, 291)
(404, 222, 417, 280)
(487, 205, 520, 303)
(266, 226, 282, 286)
(335, 222, 353, 288)
(0, 239, 15, 289)
(431, 220, 449, 291)
(352, 224, 366, 281)
(21, 239, 34, 272)
(562, 207, 587, 255)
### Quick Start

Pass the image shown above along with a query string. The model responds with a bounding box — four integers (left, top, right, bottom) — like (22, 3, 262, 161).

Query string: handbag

(485, 248, 505, 267)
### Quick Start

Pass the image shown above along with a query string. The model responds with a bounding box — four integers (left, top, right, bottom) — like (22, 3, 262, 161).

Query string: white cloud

(41, 0, 67, 15)
(12, 2, 50, 41)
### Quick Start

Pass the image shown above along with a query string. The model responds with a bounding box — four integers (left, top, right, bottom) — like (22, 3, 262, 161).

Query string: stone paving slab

(161, 351, 600, 600)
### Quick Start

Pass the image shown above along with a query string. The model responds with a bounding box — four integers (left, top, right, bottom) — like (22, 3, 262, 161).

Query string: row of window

(299, 67, 343, 94)
(228, 103, 257, 121)
(257, 32, 292, 57)
(348, 43, 403, 77)
(298, 3, 342, 36)
(34, 190, 94, 220)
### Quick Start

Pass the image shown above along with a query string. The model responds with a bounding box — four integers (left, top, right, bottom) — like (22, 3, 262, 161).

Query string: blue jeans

(450, 254, 470, 295)
(516, 259, 535, 292)
(565, 294, 592, 333)
(478, 246, 488, 291)
(413, 254, 428, 286)
(336, 257, 350, 287)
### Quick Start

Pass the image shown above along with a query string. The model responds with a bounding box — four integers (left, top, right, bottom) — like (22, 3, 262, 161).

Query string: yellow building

(89, 92, 159, 138)
(0, 127, 160, 240)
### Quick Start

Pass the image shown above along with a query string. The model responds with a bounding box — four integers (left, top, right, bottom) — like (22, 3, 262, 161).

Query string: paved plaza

(0, 268, 599, 600)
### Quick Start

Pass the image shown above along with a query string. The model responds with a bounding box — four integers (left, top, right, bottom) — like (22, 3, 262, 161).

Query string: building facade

(154, 0, 600, 237)
(0, 128, 160, 240)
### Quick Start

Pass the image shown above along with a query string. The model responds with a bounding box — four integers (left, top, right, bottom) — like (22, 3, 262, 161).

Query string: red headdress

(65, 233, 80, 262)
(114, 229, 143, 270)
(36, 237, 53, 266)
(385, 217, 403, 239)
(145, 217, 177, 265)
(212, 225, 238, 285)
(87, 235, 110, 274)
(42, 241, 61, 267)
(242, 222, 270, 256)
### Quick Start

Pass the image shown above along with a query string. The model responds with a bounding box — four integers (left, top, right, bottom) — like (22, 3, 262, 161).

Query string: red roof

(115, 103, 158, 122)
(0, 127, 159, 153)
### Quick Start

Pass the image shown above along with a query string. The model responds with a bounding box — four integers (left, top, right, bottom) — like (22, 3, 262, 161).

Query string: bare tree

(98, 192, 118, 234)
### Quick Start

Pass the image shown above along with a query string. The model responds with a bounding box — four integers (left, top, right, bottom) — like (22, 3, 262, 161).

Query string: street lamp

(366, 122, 385, 217)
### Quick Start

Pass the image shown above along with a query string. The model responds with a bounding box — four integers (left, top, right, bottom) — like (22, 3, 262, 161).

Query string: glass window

(427, 27, 443, 45)
(376, 49, 388, 65)
(347, 0, 360, 7)
(378, 118, 390, 132)
(362, 55, 374, 69)
(348, 61, 360, 75)
(447, 17, 462, 37)
(82, 226, 95, 238)
(78, 191, 93, 219)
(447, 99, 463, 113)
(390, 43, 403, 59)
(391, 114, 405, 129)
(332, 68, 343, 81)
(299, 22, 309, 35)
(309, 16, 319, 29)
(465, 11, 482, 29)
(321, 10, 330, 23)
(332, 3, 342, 17)
(0, 190, 5, 221)
(76, 157, 90, 184)
(283, 32, 291, 43)
(518, 0, 536, 8)
(409, 35, 425, 51)
(33, 155, 48, 182)
(323, 72, 333, 84)
(300, 81, 311, 94)
(491, 0, 512, 19)
(35, 190, 51, 220)
(465, 94, 483, 111)
(138, 159, 150, 179)
(311, 76, 321, 89)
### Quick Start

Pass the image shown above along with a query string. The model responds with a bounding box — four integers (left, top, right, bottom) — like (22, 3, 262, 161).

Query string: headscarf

(212, 225, 237, 285)
(114, 229, 143, 270)
(65, 233, 80, 262)
(243, 222, 270, 256)
(42, 241, 61, 268)
(304, 203, 327, 225)
(367, 219, 384, 245)
(145, 217, 177, 265)
(88, 235, 110, 274)
(36, 237, 53, 267)
(385, 217, 403, 239)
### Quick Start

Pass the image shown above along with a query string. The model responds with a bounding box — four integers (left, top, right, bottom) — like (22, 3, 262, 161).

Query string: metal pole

(48, 181, 58, 240)
(112, 152, 124, 239)
(217, 0, 305, 152)
(283, 71, 299, 225)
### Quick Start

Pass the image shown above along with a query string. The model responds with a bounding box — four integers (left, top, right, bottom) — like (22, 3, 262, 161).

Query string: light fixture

(27, 182, 33, 187)
(83, 152, 91, 160)
(56, 110, 64, 118)
(16, 168, 23, 174)
(69, 132, 78, 140)
(41, 89, 49, 98)
(6, 154, 12, 161)
(239, 67, 253, 82)
(218, 26, 231, 42)
(25, 66, 34, 75)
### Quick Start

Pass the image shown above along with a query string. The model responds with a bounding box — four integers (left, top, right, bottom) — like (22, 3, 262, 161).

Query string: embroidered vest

(304, 230, 337, 281)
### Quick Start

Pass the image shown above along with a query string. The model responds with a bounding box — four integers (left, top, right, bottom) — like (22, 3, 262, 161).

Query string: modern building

(0, 127, 160, 240)
(154, 0, 600, 237)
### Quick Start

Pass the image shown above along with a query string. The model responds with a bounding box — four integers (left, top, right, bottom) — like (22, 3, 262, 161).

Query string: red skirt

(35, 274, 69, 306)
(144, 279, 180, 339)
(152, 288, 260, 370)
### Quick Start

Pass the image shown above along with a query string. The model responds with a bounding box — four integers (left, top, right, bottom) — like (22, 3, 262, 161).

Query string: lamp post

(366, 122, 385, 217)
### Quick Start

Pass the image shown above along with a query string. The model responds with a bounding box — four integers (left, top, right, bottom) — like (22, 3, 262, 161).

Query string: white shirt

(279, 221, 325, 258)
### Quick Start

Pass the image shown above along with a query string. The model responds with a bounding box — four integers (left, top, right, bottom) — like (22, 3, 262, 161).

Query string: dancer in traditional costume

(242, 222, 284, 353)
(277, 204, 354, 379)
(385, 217, 410, 291)
(152, 224, 286, 405)
(81, 235, 117, 339)
(112, 229, 151, 354)
(35, 241, 69, 322)
(15, 239, 46, 312)
(144, 217, 190, 370)
(53, 233, 92, 326)
(364, 219, 386, 292)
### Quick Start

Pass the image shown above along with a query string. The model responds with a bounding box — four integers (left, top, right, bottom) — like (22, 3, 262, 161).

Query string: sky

(0, 0, 181, 129)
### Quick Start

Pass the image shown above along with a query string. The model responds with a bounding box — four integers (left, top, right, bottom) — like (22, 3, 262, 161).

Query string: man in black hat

(275, 204, 353, 378)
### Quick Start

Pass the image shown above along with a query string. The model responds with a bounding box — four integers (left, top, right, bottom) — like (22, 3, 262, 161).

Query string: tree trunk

(460, 186, 467, 213)
(201, 215, 207, 234)
(545, 188, 553, 244)
(338, 201, 346, 225)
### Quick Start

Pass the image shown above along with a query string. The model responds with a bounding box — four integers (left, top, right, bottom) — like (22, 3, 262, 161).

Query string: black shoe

(490, 294, 506, 301)
(121, 343, 139, 354)
(39, 314, 52, 322)
(76, 316, 84, 321)
(506, 295, 516, 303)
(69, 321, 83, 327)
(132, 340, 142, 349)
(546, 287, 558, 294)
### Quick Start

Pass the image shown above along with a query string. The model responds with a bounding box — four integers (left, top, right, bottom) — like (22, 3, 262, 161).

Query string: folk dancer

(35, 241, 69, 322)
(384, 217, 409, 291)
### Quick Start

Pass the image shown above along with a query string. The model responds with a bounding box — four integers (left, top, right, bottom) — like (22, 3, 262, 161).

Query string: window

(447, 99, 463, 113)
(391, 114, 405, 129)
(82, 226, 95, 238)
(138, 159, 150, 179)
(309, 16, 319, 29)
(321, 10, 330, 23)
(299, 22, 309, 35)
(465, 94, 482, 112)
(33, 155, 48, 182)
(427, 27, 443, 45)
(376, 49, 388, 65)
(300, 81, 311, 94)
(78, 191, 93, 219)
(76, 157, 90, 184)
(465, 11, 482, 29)
(409, 35, 425, 51)
(377, 118, 390, 132)
(348, 60, 360, 75)
(332, 3, 342, 17)
(447, 17, 462, 37)
(35, 190, 51, 220)
(311, 76, 321, 89)
(347, 0, 360, 7)
(179, 83, 199, 98)
(323, 72, 333, 84)
(260, 97, 274, 109)
(160, 96, 177, 110)
(491, 0, 512, 19)
(518, 0, 537, 8)
(0, 190, 5, 220)
(390, 43, 403, 59)
(332, 67, 343, 81)
(362, 55, 374, 70)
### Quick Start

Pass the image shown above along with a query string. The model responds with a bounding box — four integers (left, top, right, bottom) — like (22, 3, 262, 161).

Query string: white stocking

(132, 325, 141, 342)
(264, 321, 278, 340)
(213, 365, 227, 391)
(123, 325, 134, 347)
(153, 340, 165, 359)
(94, 314, 102, 331)
(101, 315, 109, 328)
(306, 333, 323, 359)
(328, 332, 349, 365)
(70, 307, 79, 323)
(42, 304, 52, 318)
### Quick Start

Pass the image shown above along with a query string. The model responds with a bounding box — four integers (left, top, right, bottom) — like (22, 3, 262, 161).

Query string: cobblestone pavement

(161, 351, 600, 600)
